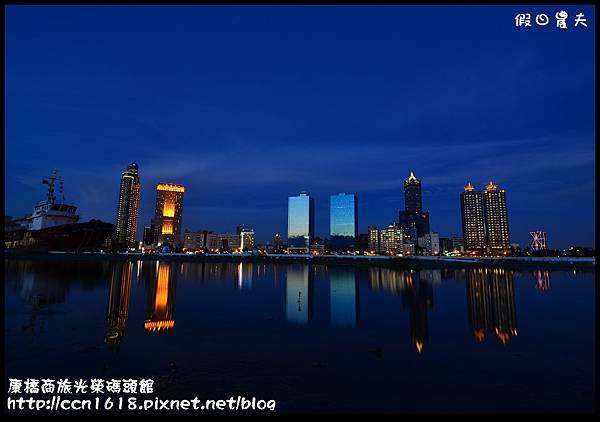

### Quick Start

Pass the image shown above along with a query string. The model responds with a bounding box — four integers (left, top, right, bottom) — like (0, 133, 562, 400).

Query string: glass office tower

(330, 193, 358, 250)
(287, 192, 315, 253)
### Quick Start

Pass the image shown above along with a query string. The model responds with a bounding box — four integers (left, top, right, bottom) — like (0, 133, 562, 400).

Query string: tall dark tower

(399, 171, 430, 239)
(115, 163, 140, 246)
(404, 171, 422, 213)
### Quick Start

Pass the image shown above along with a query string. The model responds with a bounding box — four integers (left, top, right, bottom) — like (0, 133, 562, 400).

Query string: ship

(5, 171, 114, 252)
(27, 171, 80, 229)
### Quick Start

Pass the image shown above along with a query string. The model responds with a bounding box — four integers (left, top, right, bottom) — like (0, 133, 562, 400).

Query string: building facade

(380, 224, 404, 255)
(142, 220, 160, 247)
(482, 182, 510, 251)
(460, 183, 487, 252)
(240, 229, 255, 251)
(114, 163, 140, 245)
(208, 233, 240, 251)
(418, 231, 440, 255)
(439, 237, 454, 254)
(460, 182, 510, 254)
(330, 193, 358, 250)
(287, 192, 315, 253)
(368, 226, 381, 254)
(183, 231, 242, 251)
(153, 183, 185, 246)
(399, 172, 430, 239)
(183, 230, 209, 251)
(452, 236, 464, 254)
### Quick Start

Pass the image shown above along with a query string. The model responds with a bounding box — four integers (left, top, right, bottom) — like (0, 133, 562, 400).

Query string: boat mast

(43, 171, 58, 204)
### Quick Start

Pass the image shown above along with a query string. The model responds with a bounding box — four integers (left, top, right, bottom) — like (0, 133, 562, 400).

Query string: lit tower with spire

(399, 171, 430, 240)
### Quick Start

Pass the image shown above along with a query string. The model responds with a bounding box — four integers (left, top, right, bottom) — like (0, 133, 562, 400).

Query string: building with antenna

(399, 171, 430, 241)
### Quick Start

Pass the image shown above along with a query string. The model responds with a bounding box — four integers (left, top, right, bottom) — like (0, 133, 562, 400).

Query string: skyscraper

(287, 192, 315, 253)
(114, 163, 140, 245)
(404, 171, 423, 213)
(154, 183, 185, 246)
(461, 181, 510, 254)
(482, 182, 510, 251)
(330, 193, 358, 250)
(460, 182, 486, 253)
(399, 172, 430, 239)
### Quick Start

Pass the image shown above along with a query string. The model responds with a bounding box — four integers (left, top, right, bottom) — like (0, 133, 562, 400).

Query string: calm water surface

(4, 259, 595, 413)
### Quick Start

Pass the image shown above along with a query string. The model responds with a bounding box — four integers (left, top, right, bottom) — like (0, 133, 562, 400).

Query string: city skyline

(5, 5, 595, 249)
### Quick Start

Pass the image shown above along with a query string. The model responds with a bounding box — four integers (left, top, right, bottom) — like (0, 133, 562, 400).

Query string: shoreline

(4, 250, 596, 270)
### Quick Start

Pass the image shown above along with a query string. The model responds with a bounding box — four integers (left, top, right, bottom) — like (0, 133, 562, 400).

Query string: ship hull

(5, 221, 114, 252)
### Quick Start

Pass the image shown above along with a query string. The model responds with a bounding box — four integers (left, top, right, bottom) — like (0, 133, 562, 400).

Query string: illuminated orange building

(144, 261, 176, 332)
(153, 183, 185, 246)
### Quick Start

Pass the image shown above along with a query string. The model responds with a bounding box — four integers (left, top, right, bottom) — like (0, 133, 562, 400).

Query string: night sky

(5, 5, 595, 248)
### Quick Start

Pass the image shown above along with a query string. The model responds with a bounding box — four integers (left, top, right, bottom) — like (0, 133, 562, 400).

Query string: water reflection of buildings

(466, 268, 518, 345)
(7, 260, 73, 308)
(533, 270, 551, 292)
(368, 267, 405, 295)
(401, 272, 433, 354)
(20, 271, 69, 308)
(105, 262, 133, 348)
(237, 262, 253, 289)
(329, 267, 359, 327)
(368, 268, 435, 353)
(286, 264, 314, 325)
(369, 268, 442, 295)
(144, 261, 177, 332)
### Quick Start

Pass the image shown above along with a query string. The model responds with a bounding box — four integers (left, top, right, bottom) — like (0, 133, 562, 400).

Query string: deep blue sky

(5, 5, 595, 248)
